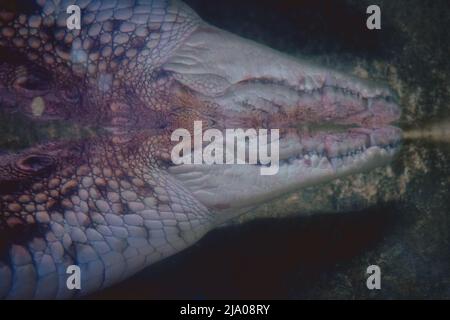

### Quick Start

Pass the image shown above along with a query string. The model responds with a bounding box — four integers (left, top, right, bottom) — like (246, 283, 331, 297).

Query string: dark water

(88, 0, 450, 299)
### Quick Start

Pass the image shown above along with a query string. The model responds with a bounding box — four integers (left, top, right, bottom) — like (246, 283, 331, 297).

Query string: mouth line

(270, 123, 402, 173)
(237, 75, 397, 101)
(218, 75, 400, 132)
(220, 76, 402, 172)
(277, 139, 401, 171)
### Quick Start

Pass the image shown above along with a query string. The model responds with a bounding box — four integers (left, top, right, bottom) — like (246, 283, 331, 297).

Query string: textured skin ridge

(0, 0, 200, 76)
(0, 0, 213, 299)
(0, 0, 200, 125)
(0, 132, 213, 299)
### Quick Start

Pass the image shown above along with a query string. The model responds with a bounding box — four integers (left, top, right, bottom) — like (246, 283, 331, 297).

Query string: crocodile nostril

(16, 154, 54, 173)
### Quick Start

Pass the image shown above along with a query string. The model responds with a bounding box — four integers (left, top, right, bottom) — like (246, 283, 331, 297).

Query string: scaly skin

(0, 0, 401, 299)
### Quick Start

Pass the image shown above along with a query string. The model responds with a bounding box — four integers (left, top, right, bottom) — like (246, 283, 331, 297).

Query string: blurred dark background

(185, 0, 398, 58)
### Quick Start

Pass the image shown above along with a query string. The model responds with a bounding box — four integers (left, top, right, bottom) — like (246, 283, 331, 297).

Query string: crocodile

(0, 0, 401, 299)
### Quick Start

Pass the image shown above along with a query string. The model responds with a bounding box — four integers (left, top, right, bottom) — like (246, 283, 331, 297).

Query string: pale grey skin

(0, 0, 401, 299)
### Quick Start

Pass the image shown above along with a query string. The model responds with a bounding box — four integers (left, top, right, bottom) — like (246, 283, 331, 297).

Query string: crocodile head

(0, 23, 401, 216)
(162, 26, 402, 215)
(0, 0, 401, 299)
